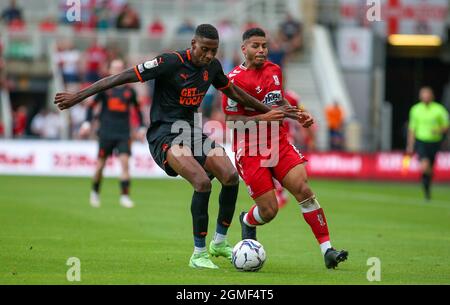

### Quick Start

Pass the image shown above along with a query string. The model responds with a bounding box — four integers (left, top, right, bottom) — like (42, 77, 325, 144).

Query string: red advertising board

(305, 152, 450, 182)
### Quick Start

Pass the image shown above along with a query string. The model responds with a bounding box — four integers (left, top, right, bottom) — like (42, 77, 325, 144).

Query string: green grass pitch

(0, 175, 449, 284)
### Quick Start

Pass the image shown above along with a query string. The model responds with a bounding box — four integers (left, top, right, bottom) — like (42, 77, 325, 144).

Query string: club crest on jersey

(144, 58, 159, 69)
(262, 90, 282, 106)
(255, 86, 262, 94)
(273, 75, 280, 85)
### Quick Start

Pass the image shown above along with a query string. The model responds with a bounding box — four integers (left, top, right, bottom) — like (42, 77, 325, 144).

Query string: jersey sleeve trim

(216, 79, 231, 91)
(186, 49, 192, 61)
(172, 52, 185, 64)
(134, 66, 144, 83)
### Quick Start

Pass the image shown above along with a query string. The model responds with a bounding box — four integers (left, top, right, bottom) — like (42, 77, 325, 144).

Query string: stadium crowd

(0, 1, 314, 149)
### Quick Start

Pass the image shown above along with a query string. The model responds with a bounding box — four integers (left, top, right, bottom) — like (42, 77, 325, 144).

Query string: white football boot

(90, 191, 101, 208)
(120, 195, 135, 208)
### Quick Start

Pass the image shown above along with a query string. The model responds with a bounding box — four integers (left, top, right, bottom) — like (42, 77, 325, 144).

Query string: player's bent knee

(193, 178, 212, 193)
(293, 183, 314, 202)
(259, 204, 278, 223)
(222, 170, 239, 186)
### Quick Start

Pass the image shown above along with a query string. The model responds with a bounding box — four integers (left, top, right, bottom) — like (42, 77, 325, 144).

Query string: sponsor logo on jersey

(226, 98, 239, 112)
(107, 97, 127, 112)
(179, 87, 206, 106)
(144, 58, 159, 69)
(262, 90, 282, 106)
(203, 70, 209, 81)
(273, 75, 280, 85)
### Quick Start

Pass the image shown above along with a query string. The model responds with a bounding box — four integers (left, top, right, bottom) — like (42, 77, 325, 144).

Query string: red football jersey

(222, 61, 288, 152)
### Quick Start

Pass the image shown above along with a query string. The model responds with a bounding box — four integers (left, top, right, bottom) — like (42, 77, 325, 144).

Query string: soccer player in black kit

(79, 58, 146, 208)
(55, 24, 302, 269)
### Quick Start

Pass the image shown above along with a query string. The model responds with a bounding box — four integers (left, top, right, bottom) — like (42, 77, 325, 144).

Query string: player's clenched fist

(54, 92, 81, 110)
(298, 110, 314, 128)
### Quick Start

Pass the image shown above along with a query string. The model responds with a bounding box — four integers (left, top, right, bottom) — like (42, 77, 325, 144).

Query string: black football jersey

(88, 86, 142, 139)
(134, 49, 230, 126)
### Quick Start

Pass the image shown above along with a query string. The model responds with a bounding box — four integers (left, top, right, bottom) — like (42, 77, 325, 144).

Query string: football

(232, 239, 266, 272)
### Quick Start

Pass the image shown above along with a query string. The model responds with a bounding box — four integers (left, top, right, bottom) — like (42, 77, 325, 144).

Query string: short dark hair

(195, 24, 219, 40)
(242, 27, 266, 41)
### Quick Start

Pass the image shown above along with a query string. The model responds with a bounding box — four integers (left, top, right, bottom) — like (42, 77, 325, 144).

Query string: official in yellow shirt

(406, 87, 449, 201)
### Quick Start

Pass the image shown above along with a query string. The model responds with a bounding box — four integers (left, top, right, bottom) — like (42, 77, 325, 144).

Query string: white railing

(311, 25, 361, 151)
(1, 32, 12, 138)
(0, 89, 13, 138)
(311, 25, 354, 117)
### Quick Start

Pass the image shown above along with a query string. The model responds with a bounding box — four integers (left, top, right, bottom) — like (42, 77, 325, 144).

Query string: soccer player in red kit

(222, 28, 348, 269)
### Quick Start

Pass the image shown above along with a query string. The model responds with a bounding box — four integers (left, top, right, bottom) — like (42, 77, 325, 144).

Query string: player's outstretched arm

(222, 83, 271, 113)
(297, 110, 314, 128)
(280, 98, 314, 128)
(54, 68, 139, 110)
(225, 110, 285, 124)
(223, 83, 300, 121)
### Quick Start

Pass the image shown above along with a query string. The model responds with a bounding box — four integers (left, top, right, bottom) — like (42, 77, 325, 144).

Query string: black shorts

(98, 138, 131, 158)
(147, 123, 218, 177)
(415, 139, 441, 165)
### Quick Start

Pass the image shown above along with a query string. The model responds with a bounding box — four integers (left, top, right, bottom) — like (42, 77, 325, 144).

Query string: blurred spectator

(94, 0, 113, 29)
(242, 19, 261, 32)
(279, 13, 303, 54)
(217, 19, 237, 42)
(201, 87, 217, 119)
(105, 42, 123, 63)
(70, 103, 88, 139)
(176, 19, 195, 36)
(13, 105, 27, 137)
(7, 18, 25, 31)
(0, 36, 5, 89)
(31, 108, 63, 139)
(39, 16, 57, 32)
(56, 41, 82, 86)
(148, 18, 165, 37)
(116, 3, 140, 30)
(325, 101, 345, 150)
(110, 0, 127, 14)
(1, 0, 23, 25)
(84, 40, 108, 83)
(283, 90, 316, 151)
(268, 34, 287, 68)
